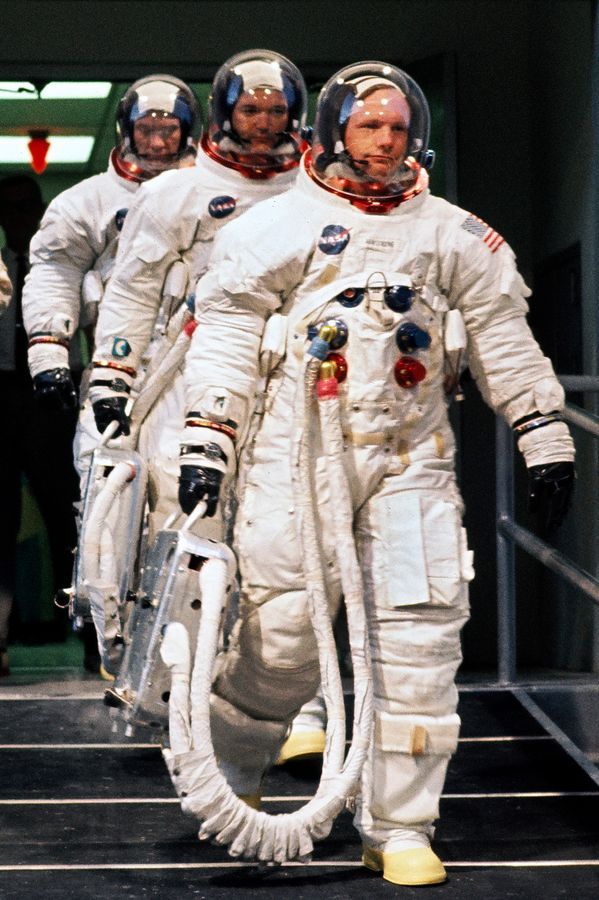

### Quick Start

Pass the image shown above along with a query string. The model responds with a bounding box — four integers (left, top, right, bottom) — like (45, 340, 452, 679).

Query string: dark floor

(1, 667, 599, 899)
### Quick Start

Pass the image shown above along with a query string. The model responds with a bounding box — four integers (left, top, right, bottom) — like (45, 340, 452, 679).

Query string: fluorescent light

(0, 82, 37, 98)
(47, 136, 94, 163)
(0, 82, 112, 100)
(0, 136, 95, 164)
(41, 82, 112, 100)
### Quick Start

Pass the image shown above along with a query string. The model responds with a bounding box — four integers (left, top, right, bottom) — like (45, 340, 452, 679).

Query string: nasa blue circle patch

(318, 225, 351, 255)
(115, 208, 129, 231)
(208, 195, 237, 219)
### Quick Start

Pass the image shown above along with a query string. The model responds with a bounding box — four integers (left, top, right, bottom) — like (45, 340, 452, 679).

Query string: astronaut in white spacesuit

(23, 73, 201, 425)
(90, 50, 307, 544)
(20, 74, 200, 672)
(178, 62, 575, 885)
(90, 53, 331, 737)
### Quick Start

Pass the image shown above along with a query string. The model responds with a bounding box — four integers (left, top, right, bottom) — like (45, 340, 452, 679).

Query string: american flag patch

(461, 214, 505, 253)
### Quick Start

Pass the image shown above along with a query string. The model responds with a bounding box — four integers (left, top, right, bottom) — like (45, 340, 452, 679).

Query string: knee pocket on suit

(374, 711, 460, 757)
(367, 712, 460, 825)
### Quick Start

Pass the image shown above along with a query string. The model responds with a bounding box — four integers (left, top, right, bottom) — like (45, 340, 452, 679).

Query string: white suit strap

(444, 308, 467, 353)
(163, 258, 189, 301)
(259, 312, 288, 376)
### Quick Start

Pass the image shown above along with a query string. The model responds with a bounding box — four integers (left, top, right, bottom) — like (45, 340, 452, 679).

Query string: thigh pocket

(361, 492, 474, 609)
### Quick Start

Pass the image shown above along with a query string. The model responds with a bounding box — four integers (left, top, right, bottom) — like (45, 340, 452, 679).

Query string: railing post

(496, 417, 517, 684)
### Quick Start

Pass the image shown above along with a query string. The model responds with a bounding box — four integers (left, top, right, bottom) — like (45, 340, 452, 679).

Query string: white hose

(82, 461, 137, 658)
(294, 357, 347, 780)
(160, 622, 192, 754)
(78, 418, 119, 465)
(162, 353, 372, 863)
(317, 379, 373, 794)
(83, 461, 137, 581)
(166, 555, 346, 863)
(134, 301, 190, 388)
(99, 419, 119, 445)
(127, 314, 193, 444)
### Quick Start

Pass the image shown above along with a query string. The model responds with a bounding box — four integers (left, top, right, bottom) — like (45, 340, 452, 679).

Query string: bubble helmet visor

(204, 49, 308, 178)
(115, 74, 202, 181)
(310, 62, 432, 207)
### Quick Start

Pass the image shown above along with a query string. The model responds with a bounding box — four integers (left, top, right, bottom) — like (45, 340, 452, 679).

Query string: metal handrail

(495, 375, 599, 684)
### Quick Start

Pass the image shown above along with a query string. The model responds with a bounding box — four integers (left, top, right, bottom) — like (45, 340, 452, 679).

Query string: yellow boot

(362, 844, 447, 886)
(275, 729, 326, 765)
(99, 664, 115, 682)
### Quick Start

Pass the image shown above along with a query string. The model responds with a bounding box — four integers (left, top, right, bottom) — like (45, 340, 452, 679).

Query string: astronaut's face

(231, 88, 289, 153)
(133, 114, 182, 161)
(344, 88, 411, 182)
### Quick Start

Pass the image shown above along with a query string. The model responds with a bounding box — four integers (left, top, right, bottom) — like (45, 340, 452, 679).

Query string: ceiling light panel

(0, 135, 94, 164)
(0, 82, 112, 100)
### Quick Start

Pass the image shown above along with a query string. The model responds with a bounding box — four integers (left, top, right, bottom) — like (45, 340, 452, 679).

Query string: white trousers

(210, 409, 471, 846)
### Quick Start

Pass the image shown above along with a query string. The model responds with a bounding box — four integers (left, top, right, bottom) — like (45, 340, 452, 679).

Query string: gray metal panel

(109, 529, 234, 730)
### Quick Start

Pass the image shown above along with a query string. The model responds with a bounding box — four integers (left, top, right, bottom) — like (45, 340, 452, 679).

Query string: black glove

(528, 461, 575, 535)
(92, 396, 130, 437)
(32, 368, 78, 413)
(178, 464, 224, 517)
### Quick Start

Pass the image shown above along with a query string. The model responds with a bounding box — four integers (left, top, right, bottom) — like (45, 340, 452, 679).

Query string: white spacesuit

(91, 56, 329, 738)
(23, 74, 201, 435)
(19, 74, 201, 675)
(179, 63, 575, 884)
(90, 50, 307, 542)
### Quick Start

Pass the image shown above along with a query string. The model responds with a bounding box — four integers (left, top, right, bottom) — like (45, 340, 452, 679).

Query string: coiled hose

(161, 351, 373, 863)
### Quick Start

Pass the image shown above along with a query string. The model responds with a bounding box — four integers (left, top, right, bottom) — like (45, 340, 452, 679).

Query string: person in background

(86, 49, 307, 690)
(21, 76, 201, 673)
(90, 52, 306, 547)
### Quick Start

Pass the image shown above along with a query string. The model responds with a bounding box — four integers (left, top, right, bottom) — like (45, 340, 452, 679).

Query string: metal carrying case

(106, 528, 235, 730)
